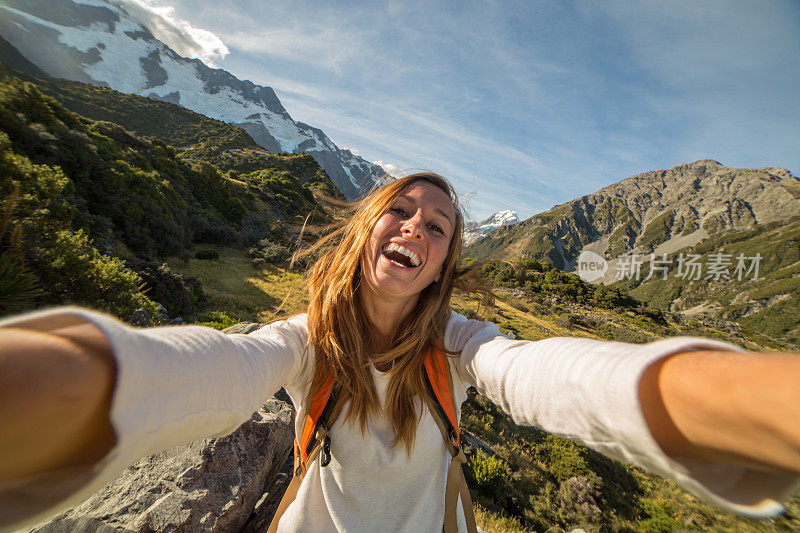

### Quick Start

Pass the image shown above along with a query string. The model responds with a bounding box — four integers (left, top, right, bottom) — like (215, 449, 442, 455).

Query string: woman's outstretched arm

(0, 305, 308, 530)
(640, 348, 800, 475)
(445, 311, 800, 517)
(0, 323, 116, 481)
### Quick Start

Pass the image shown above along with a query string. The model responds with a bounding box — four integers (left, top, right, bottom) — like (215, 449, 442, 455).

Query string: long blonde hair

(302, 173, 489, 452)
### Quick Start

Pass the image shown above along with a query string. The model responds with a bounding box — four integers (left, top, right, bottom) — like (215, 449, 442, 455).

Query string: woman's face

(361, 181, 456, 307)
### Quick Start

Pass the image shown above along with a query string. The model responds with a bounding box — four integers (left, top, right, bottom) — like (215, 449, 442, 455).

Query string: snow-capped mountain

(0, 0, 384, 199)
(463, 209, 520, 245)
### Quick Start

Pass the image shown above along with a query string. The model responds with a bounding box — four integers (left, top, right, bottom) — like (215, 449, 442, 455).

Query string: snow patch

(464, 210, 520, 245)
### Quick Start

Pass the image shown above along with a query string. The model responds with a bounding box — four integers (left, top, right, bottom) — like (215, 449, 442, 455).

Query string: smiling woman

(299, 174, 480, 455)
(2, 174, 800, 533)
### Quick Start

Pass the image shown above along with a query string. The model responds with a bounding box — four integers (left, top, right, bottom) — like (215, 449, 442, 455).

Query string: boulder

(130, 308, 152, 327)
(31, 400, 294, 533)
(221, 322, 263, 335)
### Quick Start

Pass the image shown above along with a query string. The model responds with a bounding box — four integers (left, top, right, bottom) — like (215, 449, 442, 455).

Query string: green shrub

(643, 305, 667, 325)
(639, 500, 681, 532)
(248, 238, 290, 266)
(126, 258, 206, 318)
(0, 253, 39, 317)
(195, 248, 220, 260)
(467, 451, 506, 491)
(462, 308, 478, 320)
(538, 436, 593, 482)
(556, 314, 575, 329)
(34, 229, 160, 322)
(198, 310, 238, 330)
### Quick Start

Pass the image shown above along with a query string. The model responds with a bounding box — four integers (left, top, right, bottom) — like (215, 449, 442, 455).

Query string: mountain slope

(466, 160, 800, 343)
(0, 60, 342, 201)
(0, 0, 385, 199)
(0, 65, 341, 322)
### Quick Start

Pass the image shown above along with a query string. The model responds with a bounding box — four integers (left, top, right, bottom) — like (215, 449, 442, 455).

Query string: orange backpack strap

(423, 348, 478, 533)
(423, 348, 461, 447)
(297, 373, 341, 475)
(268, 374, 342, 533)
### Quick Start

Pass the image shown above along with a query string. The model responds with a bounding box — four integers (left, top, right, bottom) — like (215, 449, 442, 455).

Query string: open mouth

(381, 242, 421, 268)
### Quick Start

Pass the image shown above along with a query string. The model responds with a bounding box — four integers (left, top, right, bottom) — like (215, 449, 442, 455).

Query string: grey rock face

(221, 322, 264, 335)
(0, 0, 106, 86)
(31, 401, 294, 533)
(140, 49, 168, 89)
(233, 120, 283, 154)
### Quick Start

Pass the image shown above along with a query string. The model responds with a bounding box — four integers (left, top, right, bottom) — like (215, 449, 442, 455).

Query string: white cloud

(373, 161, 404, 177)
(222, 27, 369, 73)
(342, 146, 361, 157)
(116, 0, 228, 67)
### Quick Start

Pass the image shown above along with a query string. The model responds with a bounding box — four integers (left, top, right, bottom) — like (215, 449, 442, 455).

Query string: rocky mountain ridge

(466, 159, 800, 344)
(467, 159, 800, 271)
(0, 0, 384, 200)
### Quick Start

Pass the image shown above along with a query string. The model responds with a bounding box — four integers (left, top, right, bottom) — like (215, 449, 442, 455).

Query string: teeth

(382, 242, 421, 266)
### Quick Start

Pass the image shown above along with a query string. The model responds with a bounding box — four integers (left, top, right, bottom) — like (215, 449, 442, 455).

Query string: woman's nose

(401, 213, 423, 239)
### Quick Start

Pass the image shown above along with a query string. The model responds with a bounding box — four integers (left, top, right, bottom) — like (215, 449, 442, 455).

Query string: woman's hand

(639, 349, 800, 474)
(0, 322, 117, 481)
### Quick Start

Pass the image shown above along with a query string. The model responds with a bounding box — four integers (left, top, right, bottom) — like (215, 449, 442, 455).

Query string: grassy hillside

(614, 217, 800, 347)
(0, 66, 335, 321)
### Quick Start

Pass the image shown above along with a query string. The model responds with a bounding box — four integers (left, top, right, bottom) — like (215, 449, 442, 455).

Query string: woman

(1, 172, 800, 532)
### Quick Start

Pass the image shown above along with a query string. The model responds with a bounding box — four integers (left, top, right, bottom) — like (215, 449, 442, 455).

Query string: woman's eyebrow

(397, 194, 454, 228)
(434, 208, 454, 228)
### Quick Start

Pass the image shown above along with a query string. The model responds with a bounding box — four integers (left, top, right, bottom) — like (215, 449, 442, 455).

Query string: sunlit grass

(166, 246, 308, 323)
(474, 504, 530, 533)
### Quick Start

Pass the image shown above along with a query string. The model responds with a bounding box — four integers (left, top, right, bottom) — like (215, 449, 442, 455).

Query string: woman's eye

(428, 223, 444, 234)
(391, 207, 407, 217)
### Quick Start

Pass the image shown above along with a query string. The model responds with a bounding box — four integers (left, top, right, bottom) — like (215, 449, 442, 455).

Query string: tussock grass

(474, 504, 530, 533)
(166, 246, 308, 322)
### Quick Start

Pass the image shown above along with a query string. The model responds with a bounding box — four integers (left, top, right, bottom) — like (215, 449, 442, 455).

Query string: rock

(240, 454, 294, 533)
(461, 432, 497, 458)
(130, 308, 151, 327)
(222, 322, 264, 335)
(32, 400, 294, 533)
(168, 317, 183, 325)
(153, 302, 169, 322)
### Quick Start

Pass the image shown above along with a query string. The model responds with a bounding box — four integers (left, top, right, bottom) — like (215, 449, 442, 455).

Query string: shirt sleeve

(0, 305, 308, 529)
(444, 311, 800, 518)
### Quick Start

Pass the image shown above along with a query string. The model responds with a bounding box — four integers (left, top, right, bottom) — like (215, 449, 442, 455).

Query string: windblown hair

(300, 172, 490, 453)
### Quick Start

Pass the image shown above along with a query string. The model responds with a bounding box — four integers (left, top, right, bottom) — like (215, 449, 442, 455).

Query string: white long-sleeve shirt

(2, 306, 798, 532)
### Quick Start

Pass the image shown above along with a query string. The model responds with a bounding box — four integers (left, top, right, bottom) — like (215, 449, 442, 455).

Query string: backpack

(268, 347, 477, 533)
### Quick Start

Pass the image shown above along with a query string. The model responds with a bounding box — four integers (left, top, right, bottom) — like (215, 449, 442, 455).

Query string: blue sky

(133, 0, 800, 221)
